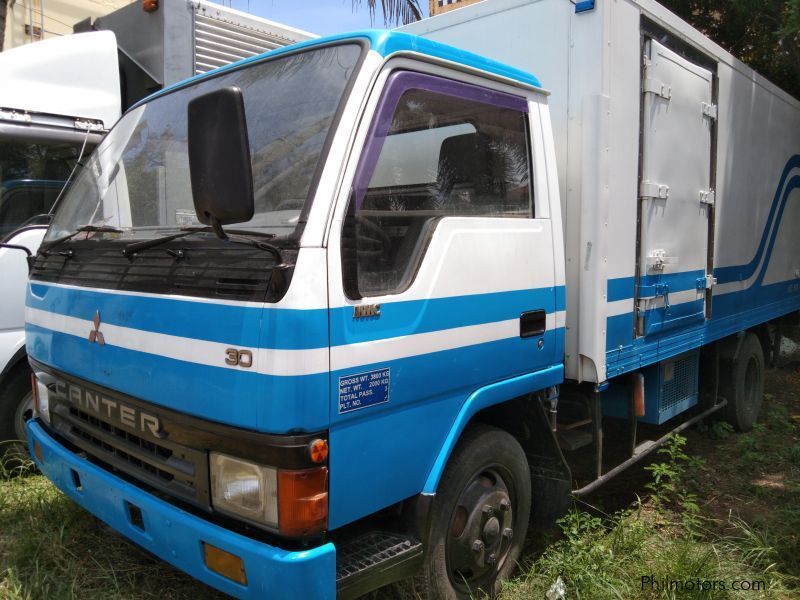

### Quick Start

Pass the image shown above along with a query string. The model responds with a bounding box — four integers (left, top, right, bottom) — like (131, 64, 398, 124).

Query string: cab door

(636, 39, 716, 336)
(325, 69, 560, 528)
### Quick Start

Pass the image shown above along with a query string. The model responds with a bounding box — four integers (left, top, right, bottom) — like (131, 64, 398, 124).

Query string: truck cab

(25, 31, 564, 598)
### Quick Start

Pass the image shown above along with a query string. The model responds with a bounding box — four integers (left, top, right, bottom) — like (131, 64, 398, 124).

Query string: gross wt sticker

(338, 368, 390, 414)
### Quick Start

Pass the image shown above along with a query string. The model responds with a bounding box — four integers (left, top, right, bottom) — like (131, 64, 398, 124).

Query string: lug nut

(502, 527, 513, 540)
(499, 499, 511, 512)
(472, 540, 485, 553)
(487, 553, 497, 566)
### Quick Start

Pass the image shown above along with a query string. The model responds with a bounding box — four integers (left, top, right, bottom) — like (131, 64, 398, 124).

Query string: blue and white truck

(0, 0, 313, 455)
(22, 0, 800, 597)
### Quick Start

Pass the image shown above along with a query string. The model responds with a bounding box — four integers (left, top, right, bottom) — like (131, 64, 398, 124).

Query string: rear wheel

(721, 333, 765, 432)
(0, 365, 33, 458)
(415, 425, 531, 599)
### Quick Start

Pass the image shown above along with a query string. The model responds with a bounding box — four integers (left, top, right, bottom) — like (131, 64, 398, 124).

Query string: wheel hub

(446, 470, 515, 588)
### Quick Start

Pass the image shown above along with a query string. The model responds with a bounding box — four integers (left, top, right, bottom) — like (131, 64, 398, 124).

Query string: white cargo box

(402, 0, 800, 383)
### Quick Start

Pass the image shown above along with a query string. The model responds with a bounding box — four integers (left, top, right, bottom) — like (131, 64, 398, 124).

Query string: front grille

(30, 240, 277, 302)
(50, 401, 209, 507)
(68, 407, 177, 483)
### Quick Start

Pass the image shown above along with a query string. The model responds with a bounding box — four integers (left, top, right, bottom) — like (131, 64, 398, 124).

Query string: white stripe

(332, 315, 564, 371)
(25, 307, 328, 377)
(607, 299, 633, 318)
(28, 307, 566, 377)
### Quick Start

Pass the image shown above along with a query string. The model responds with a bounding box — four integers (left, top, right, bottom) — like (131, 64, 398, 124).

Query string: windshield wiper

(40, 225, 124, 253)
(123, 226, 284, 264)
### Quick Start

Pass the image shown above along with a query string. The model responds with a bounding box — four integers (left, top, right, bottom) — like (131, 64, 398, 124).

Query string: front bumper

(27, 420, 336, 599)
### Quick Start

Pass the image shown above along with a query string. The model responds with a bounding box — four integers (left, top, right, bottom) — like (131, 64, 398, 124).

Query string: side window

(342, 72, 532, 298)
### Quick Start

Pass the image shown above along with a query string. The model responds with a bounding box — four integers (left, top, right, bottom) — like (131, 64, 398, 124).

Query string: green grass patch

(0, 451, 223, 599)
(502, 397, 800, 600)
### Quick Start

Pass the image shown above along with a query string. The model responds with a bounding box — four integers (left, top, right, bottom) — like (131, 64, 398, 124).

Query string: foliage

(352, 0, 423, 26)
(659, 0, 800, 98)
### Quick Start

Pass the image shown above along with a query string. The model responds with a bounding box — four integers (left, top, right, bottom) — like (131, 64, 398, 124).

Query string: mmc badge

(88, 310, 105, 345)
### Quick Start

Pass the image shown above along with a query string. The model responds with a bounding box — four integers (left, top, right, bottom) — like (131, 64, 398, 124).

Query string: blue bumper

(27, 420, 336, 599)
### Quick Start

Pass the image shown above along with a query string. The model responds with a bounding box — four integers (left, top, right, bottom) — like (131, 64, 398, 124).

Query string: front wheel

(416, 425, 531, 599)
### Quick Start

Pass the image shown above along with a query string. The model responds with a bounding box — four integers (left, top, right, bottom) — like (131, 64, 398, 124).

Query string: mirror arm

(209, 216, 229, 240)
(0, 243, 32, 257)
(0, 243, 35, 274)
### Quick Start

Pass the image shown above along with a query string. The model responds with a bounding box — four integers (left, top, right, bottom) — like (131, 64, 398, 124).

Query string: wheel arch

(421, 365, 572, 528)
(0, 345, 29, 387)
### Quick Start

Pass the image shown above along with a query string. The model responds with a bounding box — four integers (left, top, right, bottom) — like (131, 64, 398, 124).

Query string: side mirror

(187, 87, 254, 234)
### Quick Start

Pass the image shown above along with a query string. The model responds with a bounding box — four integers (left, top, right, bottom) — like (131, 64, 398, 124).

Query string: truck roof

(0, 31, 121, 129)
(133, 29, 542, 110)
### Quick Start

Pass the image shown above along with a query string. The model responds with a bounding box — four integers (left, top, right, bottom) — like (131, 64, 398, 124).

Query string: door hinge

(640, 181, 670, 200)
(643, 77, 672, 100)
(699, 189, 715, 205)
(701, 102, 718, 120)
(696, 274, 717, 290)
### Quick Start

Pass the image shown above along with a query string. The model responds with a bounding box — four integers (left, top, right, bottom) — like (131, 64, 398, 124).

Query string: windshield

(0, 138, 93, 238)
(45, 43, 361, 243)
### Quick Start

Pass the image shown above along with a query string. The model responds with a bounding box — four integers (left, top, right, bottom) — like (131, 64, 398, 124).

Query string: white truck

(0, 31, 117, 453)
(0, 0, 314, 454)
(21, 1, 800, 597)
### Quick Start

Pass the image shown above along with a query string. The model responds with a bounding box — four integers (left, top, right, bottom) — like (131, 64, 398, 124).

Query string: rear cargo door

(636, 39, 715, 337)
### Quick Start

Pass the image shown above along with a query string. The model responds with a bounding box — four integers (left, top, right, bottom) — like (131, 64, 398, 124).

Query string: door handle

(520, 309, 546, 338)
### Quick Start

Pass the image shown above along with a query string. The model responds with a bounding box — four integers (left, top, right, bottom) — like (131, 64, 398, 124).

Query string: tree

(352, 0, 423, 26)
(659, 0, 800, 98)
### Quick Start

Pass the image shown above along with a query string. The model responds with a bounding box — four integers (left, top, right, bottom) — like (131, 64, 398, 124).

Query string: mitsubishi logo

(88, 310, 105, 345)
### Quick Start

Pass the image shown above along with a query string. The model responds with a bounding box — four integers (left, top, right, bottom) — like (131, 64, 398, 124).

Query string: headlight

(210, 452, 278, 527)
(32, 375, 51, 424)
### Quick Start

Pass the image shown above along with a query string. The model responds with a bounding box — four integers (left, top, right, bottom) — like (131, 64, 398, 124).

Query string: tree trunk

(0, 0, 7, 52)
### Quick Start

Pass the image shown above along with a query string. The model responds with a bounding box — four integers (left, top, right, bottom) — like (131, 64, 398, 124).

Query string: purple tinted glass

(351, 70, 528, 211)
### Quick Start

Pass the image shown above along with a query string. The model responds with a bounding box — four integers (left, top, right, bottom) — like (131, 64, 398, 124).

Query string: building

(1, 0, 134, 51)
(429, 0, 483, 17)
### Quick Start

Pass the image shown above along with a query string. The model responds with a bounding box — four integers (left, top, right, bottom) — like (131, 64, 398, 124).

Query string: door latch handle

(520, 310, 546, 338)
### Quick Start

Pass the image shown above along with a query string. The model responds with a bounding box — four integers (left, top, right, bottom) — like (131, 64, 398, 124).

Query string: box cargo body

(402, 0, 800, 385)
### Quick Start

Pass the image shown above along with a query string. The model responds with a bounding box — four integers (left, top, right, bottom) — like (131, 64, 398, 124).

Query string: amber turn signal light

(278, 467, 328, 537)
(142, 0, 158, 12)
(308, 438, 328, 463)
(203, 542, 247, 585)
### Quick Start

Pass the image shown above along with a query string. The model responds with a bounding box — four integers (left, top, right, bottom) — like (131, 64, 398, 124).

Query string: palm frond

(353, 0, 423, 27)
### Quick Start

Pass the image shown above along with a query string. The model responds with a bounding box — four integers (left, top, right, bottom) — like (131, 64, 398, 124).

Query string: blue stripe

(26, 323, 329, 433)
(606, 279, 800, 377)
(607, 277, 635, 303)
(27, 283, 329, 350)
(714, 155, 800, 285)
(607, 270, 705, 303)
(30, 283, 565, 351)
(330, 286, 565, 346)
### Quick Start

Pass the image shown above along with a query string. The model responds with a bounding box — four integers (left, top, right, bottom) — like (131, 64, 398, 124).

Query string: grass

(1, 366, 798, 599)
(0, 447, 224, 600)
(501, 364, 800, 600)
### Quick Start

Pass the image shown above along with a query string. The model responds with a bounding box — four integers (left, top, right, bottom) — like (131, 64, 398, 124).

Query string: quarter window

(342, 71, 532, 298)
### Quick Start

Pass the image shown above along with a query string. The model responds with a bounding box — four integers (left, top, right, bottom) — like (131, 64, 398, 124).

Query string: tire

(0, 364, 34, 458)
(412, 425, 531, 599)
(721, 333, 765, 432)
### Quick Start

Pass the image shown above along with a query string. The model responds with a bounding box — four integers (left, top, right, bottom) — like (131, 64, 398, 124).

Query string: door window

(343, 71, 532, 298)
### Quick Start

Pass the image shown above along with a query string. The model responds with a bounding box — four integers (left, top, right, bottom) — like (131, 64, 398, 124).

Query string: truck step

(557, 428, 593, 451)
(336, 531, 423, 599)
